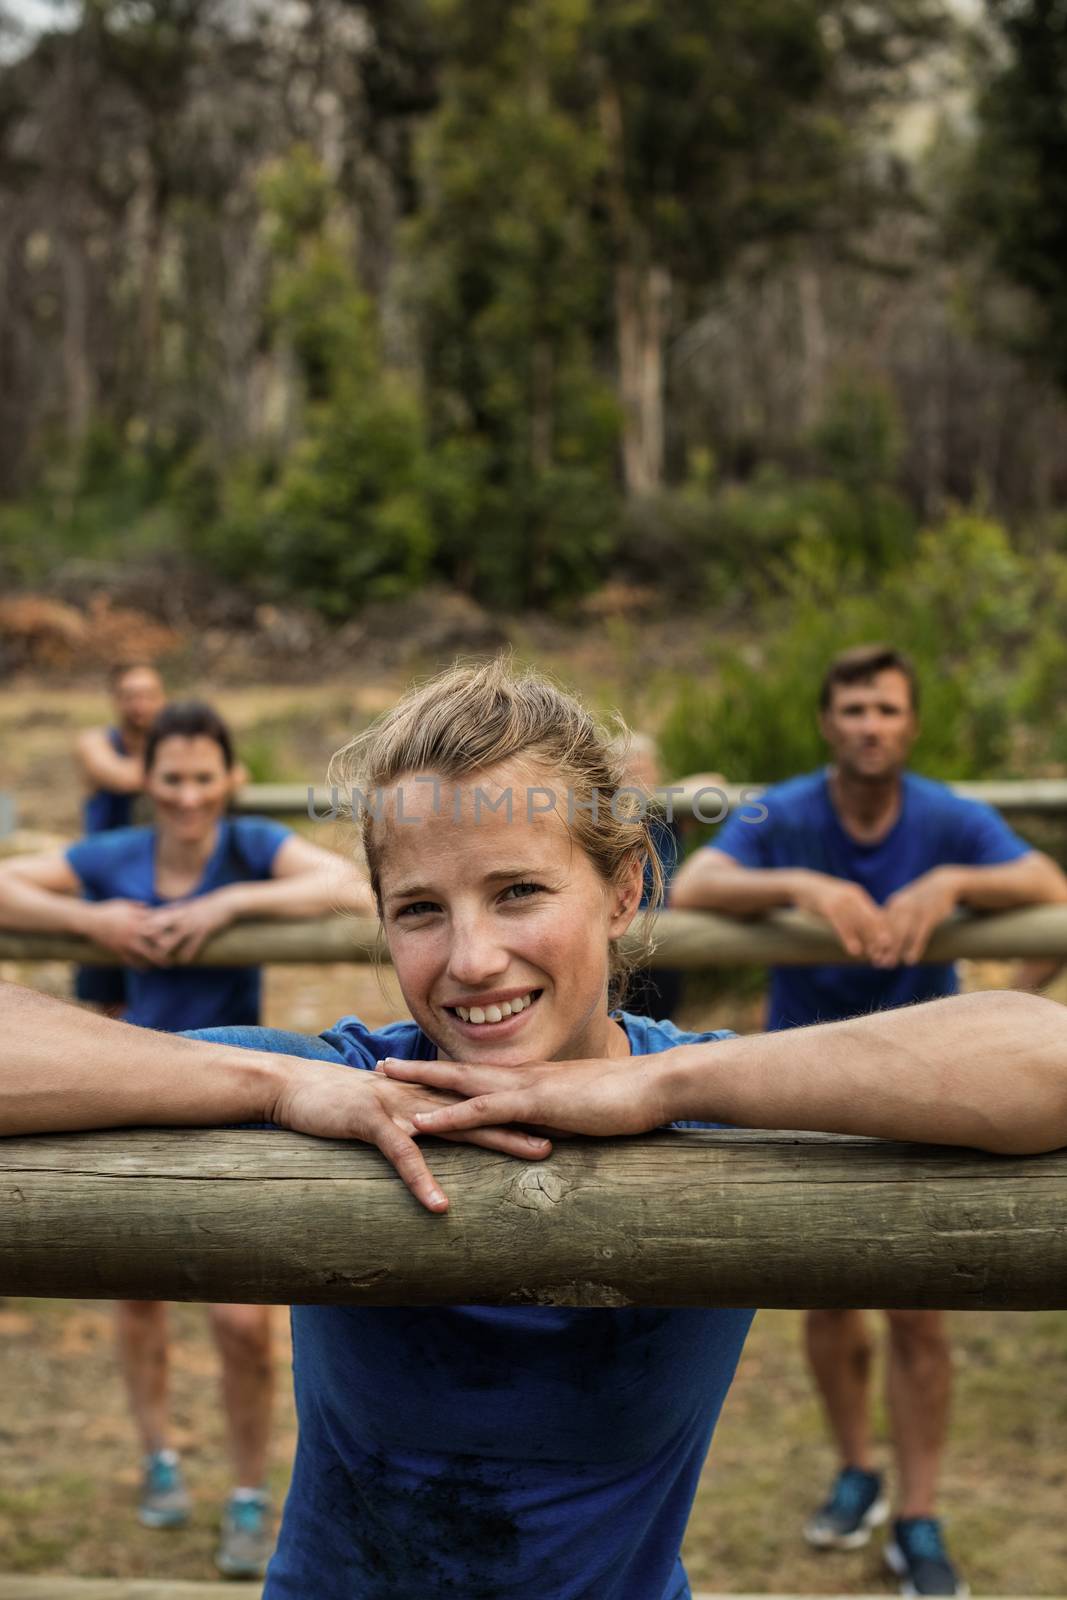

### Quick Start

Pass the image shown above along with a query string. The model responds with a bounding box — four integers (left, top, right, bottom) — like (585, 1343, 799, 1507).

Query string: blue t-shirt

(188, 1013, 751, 1600)
(712, 769, 1030, 1029)
(65, 817, 290, 1031)
(82, 727, 135, 834)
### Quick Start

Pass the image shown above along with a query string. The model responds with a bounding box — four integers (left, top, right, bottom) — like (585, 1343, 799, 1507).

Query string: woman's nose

(446, 917, 509, 985)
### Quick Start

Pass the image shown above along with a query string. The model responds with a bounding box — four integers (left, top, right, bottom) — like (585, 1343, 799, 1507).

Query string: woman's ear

(608, 851, 644, 934)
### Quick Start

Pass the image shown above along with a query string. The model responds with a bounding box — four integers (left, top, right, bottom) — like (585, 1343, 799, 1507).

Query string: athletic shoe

(804, 1465, 888, 1549)
(137, 1448, 191, 1529)
(885, 1516, 969, 1597)
(216, 1489, 274, 1579)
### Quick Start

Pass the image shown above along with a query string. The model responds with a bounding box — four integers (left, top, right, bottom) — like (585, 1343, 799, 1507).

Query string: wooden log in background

(230, 777, 1067, 818)
(2, 1129, 1066, 1309)
(6, 905, 1067, 967)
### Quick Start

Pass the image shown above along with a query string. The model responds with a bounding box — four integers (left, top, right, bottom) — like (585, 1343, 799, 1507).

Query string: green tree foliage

(965, 0, 1067, 392)
(411, 0, 621, 608)
(191, 149, 433, 614)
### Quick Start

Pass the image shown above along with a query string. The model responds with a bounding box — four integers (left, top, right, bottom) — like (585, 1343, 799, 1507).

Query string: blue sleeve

(65, 837, 109, 898)
(232, 817, 293, 879)
(182, 1024, 347, 1063)
(953, 800, 1031, 867)
(710, 805, 771, 868)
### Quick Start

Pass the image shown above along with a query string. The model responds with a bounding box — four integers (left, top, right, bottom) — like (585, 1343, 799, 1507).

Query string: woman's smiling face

(376, 761, 641, 1064)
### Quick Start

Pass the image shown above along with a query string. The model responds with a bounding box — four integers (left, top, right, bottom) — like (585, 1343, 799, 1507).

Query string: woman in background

(0, 699, 373, 1579)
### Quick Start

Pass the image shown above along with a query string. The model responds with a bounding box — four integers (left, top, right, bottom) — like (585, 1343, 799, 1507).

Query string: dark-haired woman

(0, 700, 373, 1578)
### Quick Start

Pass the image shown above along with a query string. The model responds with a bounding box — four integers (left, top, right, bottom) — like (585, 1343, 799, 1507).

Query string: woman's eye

(502, 881, 542, 902)
(397, 901, 439, 918)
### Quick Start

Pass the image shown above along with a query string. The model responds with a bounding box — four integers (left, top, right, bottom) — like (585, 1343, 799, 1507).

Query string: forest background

(3, 0, 1067, 778)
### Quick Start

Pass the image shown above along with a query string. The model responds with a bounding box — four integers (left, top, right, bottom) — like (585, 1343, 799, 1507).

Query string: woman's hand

(144, 891, 238, 963)
(85, 900, 167, 967)
(378, 1052, 676, 1142)
(269, 1060, 552, 1213)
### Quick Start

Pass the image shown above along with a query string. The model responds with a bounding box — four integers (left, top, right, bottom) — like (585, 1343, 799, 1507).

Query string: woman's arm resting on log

(0, 982, 548, 1212)
(395, 990, 1067, 1157)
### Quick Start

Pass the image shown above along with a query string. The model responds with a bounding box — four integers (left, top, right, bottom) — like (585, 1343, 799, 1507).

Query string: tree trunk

(614, 259, 670, 495)
(530, 337, 554, 474)
(598, 79, 670, 497)
(59, 221, 92, 447)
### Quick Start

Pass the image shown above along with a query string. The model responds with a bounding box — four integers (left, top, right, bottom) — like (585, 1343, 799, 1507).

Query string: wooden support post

(2, 1129, 1066, 1309)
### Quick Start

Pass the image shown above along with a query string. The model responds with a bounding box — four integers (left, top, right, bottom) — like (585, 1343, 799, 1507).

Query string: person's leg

(114, 1299, 170, 1453)
(115, 1299, 190, 1528)
(208, 1303, 274, 1488)
(884, 1309, 951, 1517)
(805, 1307, 877, 1469)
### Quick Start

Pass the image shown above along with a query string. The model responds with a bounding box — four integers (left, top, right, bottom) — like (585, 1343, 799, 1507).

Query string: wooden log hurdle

(5, 904, 1067, 968)
(231, 777, 1067, 819)
(2, 1129, 1065, 1310)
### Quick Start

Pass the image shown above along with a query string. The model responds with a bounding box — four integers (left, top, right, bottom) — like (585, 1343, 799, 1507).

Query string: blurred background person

(671, 643, 1067, 1597)
(0, 699, 374, 1578)
(72, 662, 166, 1015)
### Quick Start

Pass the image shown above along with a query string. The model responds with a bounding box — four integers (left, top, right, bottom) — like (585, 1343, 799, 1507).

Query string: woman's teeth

(454, 993, 536, 1025)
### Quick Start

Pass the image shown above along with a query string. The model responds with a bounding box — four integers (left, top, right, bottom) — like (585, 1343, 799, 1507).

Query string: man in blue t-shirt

(671, 643, 1067, 1598)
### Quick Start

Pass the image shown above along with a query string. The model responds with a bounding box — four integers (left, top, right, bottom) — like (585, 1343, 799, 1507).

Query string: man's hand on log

(380, 1053, 673, 1142)
(791, 873, 895, 965)
(269, 1061, 551, 1213)
(881, 869, 960, 966)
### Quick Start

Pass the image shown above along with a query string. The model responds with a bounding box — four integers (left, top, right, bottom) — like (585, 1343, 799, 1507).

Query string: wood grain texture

(6, 904, 1067, 966)
(2, 1129, 1065, 1309)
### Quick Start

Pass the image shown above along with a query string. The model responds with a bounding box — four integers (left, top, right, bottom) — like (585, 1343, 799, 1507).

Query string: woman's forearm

(0, 875, 95, 936)
(947, 854, 1067, 910)
(0, 981, 284, 1135)
(661, 989, 1067, 1155)
(216, 870, 373, 923)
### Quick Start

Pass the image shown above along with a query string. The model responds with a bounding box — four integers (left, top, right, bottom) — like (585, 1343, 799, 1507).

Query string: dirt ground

(3, 679, 1067, 1592)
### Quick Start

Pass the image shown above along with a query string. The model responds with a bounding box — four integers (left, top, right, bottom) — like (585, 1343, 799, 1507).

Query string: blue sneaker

(804, 1465, 888, 1549)
(885, 1516, 969, 1597)
(138, 1448, 190, 1529)
(216, 1489, 274, 1578)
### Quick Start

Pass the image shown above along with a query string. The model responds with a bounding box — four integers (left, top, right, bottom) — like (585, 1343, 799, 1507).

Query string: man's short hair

(819, 645, 920, 713)
(108, 660, 162, 688)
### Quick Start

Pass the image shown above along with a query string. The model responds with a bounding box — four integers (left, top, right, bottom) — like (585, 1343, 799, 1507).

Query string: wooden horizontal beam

(2, 1129, 1066, 1309)
(5, 905, 1067, 968)
(231, 777, 1067, 818)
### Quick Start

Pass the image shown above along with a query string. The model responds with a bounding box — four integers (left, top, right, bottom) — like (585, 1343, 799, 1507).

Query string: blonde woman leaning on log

(0, 698, 373, 1579)
(2, 660, 1067, 1600)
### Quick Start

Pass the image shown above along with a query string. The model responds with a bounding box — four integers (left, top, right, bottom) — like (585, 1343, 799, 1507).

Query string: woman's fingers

(445, 1127, 552, 1158)
(373, 1119, 449, 1213)
(378, 1057, 518, 1095)
(413, 1092, 527, 1134)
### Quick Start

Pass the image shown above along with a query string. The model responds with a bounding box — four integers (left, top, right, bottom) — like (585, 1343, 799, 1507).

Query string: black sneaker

(804, 1466, 888, 1550)
(885, 1517, 969, 1597)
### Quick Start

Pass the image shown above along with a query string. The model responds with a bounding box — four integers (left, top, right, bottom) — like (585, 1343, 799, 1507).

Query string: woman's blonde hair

(329, 657, 664, 993)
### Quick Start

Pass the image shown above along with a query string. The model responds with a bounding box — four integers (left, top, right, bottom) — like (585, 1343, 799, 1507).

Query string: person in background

(616, 734, 726, 1021)
(72, 662, 167, 1014)
(670, 642, 1067, 1598)
(0, 699, 375, 1579)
